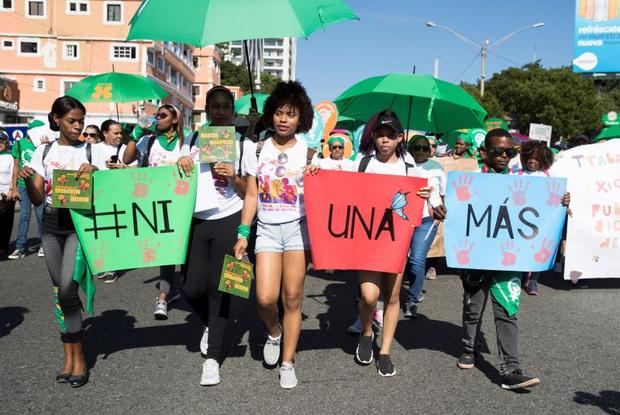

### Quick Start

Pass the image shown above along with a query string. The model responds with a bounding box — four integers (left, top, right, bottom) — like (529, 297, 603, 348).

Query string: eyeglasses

(488, 146, 516, 158)
(83, 133, 98, 138)
(330, 145, 344, 150)
(412, 145, 430, 152)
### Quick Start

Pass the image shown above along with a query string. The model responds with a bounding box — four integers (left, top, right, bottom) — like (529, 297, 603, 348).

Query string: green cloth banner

(490, 272, 522, 317)
(71, 165, 197, 273)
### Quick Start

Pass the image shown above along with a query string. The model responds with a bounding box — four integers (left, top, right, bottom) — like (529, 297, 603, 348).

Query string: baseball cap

(0, 129, 9, 142)
(373, 111, 404, 134)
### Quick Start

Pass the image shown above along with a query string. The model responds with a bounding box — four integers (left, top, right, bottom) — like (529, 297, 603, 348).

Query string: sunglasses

(83, 133, 98, 138)
(330, 145, 344, 150)
(155, 113, 168, 119)
(488, 146, 516, 158)
(412, 145, 430, 152)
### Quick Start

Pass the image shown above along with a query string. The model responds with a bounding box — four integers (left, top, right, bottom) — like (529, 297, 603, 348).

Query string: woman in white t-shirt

(123, 104, 184, 320)
(94, 119, 134, 171)
(176, 86, 258, 386)
(19, 96, 103, 387)
(352, 110, 441, 378)
(0, 132, 15, 257)
(234, 81, 318, 389)
(317, 136, 355, 171)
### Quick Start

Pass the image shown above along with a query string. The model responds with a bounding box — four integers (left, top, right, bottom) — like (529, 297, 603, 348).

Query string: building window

(104, 1, 122, 24)
(192, 85, 200, 96)
(147, 50, 154, 65)
(18, 38, 39, 55)
(63, 42, 79, 60)
(61, 80, 78, 95)
(156, 57, 164, 72)
(67, 1, 89, 14)
(1, 39, 14, 49)
(1, 0, 14, 11)
(33, 78, 45, 92)
(26, 0, 45, 18)
(192, 56, 199, 69)
(111, 44, 137, 61)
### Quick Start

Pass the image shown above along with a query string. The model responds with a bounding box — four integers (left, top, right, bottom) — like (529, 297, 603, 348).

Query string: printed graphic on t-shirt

(257, 152, 303, 211)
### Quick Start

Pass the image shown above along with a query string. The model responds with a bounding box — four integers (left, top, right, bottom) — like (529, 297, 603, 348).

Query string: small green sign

(198, 126, 236, 163)
(51, 170, 92, 209)
(218, 255, 253, 299)
(602, 111, 619, 127)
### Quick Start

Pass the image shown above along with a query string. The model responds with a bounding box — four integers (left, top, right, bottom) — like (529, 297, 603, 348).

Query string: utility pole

(480, 38, 489, 96)
(433, 57, 440, 78)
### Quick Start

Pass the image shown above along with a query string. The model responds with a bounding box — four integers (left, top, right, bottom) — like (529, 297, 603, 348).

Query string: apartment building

(0, 0, 210, 126)
(191, 45, 221, 128)
(224, 38, 297, 83)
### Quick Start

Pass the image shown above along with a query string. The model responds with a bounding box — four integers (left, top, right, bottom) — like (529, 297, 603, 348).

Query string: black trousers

(183, 211, 240, 361)
(0, 200, 15, 254)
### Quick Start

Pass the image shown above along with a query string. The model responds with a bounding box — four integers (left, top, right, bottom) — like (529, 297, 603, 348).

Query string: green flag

(490, 272, 522, 317)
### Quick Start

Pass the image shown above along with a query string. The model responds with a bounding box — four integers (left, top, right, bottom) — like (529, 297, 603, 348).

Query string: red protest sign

(305, 170, 427, 273)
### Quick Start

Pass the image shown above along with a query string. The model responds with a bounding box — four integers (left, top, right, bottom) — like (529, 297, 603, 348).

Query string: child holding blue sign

(457, 129, 569, 390)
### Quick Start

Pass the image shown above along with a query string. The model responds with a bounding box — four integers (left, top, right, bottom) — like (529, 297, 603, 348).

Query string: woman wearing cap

(176, 86, 258, 386)
(353, 110, 443, 377)
(123, 104, 185, 320)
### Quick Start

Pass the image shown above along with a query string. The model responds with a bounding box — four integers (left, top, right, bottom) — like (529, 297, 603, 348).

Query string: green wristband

(237, 224, 251, 239)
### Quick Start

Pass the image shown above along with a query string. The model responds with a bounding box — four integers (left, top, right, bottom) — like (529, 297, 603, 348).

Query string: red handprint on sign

(500, 240, 519, 266)
(534, 238, 556, 264)
(453, 239, 475, 265)
(509, 179, 529, 206)
(546, 181, 563, 208)
(452, 174, 474, 202)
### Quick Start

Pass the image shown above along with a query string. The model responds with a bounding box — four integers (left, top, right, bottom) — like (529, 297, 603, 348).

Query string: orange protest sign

(315, 101, 339, 140)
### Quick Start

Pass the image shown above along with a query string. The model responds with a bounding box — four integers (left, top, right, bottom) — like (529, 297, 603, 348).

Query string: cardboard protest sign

(529, 123, 552, 145)
(71, 165, 197, 273)
(305, 170, 427, 273)
(553, 140, 620, 280)
(444, 171, 567, 271)
(427, 157, 479, 258)
(51, 170, 92, 209)
(198, 125, 236, 163)
(218, 255, 253, 299)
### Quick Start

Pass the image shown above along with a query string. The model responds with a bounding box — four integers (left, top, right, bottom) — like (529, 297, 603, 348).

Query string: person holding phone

(94, 119, 133, 171)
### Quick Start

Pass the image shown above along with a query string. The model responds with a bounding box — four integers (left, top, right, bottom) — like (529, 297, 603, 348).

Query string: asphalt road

(1, 213, 619, 414)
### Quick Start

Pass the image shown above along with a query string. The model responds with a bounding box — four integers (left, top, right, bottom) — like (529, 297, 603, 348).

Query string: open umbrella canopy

(334, 73, 487, 133)
(66, 72, 168, 103)
(234, 93, 270, 115)
(593, 125, 620, 142)
(126, 0, 359, 46)
(335, 115, 364, 131)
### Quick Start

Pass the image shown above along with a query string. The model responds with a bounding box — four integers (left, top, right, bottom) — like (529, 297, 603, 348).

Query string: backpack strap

(237, 136, 245, 177)
(42, 142, 54, 162)
(189, 131, 199, 149)
(86, 143, 92, 164)
(404, 161, 414, 176)
(358, 155, 373, 172)
(115, 143, 123, 157)
(141, 135, 157, 167)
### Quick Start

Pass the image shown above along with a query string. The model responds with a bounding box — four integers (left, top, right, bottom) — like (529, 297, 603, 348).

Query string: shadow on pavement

(574, 390, 620, 415)
(0, 306, 29, 339)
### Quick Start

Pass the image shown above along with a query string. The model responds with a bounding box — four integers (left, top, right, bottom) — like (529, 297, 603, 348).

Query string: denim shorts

(255, 218, 310, 253)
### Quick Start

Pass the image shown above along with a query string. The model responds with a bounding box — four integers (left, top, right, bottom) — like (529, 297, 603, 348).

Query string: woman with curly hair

(234, 81, 318, 389)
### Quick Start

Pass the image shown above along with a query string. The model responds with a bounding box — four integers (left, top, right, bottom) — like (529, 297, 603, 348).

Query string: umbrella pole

(405, 96, 413, 141)
(116, 102, 120, 121)
(243, 40, 258, 112)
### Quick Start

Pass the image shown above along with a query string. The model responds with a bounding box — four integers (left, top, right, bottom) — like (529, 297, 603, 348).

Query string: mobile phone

(110, 155, 119, 163)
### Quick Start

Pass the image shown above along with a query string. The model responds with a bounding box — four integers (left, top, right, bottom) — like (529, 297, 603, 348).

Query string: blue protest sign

(444, 171, 568, 271)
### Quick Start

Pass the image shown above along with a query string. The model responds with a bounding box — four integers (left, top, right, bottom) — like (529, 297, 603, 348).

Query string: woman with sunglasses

(124, 104, 185, 320)
(83, 125, 102, 144)
(233, 81, 318, 389)
(403, 135, 447, 318)
(318, 136, 354, 171)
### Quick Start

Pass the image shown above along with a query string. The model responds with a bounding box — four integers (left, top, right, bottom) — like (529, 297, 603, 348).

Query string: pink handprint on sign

(534, 237, 556, 264)
(500, 240, 519, 266)
(509, 179, 529, 206)
(452, 174, 474, 202)
(453, 240, 475, 265)
(546, 181, 563, 207)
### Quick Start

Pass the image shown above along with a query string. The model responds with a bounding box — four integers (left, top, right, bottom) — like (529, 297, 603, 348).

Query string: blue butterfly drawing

(391, 191, 410, 221)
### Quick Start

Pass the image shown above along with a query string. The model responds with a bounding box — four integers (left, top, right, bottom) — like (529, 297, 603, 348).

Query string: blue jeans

(406, 217, 438, 304)
(16, 186, 43, 251)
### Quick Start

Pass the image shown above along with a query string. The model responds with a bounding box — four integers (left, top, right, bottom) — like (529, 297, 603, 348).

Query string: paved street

(1, 213, 619, 414)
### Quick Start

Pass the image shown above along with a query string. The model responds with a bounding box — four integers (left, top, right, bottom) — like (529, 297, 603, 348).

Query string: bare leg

(280, 250, 308, 362)
(379, 272, 403, 355)
(358, 271, 382, 337)
(255, 252, 283, 337)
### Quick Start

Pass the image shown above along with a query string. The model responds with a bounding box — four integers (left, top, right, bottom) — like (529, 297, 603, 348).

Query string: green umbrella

(66, 72, 168, 103)
(234, 93, 270, 115)
(335, 115, 364, 131)
(334, 73, 487, 133)
(593, 125, 620, 142)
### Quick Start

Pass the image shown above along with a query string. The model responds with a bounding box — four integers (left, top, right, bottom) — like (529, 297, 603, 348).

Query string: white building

(224, 38, 297, 84)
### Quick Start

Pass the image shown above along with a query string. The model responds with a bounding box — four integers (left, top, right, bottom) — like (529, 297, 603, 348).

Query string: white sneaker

(347, 316, 363, 334)
(153, 299, 168, 320)
(8, 249, 25, 260)
(263, 326, 282, 366)
(200, 327, 209, 356)
(37, 247, 45, 257)
(279, 362, 298, 389)
(200, 358, 220, 386)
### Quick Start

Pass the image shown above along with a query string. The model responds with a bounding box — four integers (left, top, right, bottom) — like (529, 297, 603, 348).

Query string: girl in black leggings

(19, 96, 102, 387)
(177, 86, 258, 386)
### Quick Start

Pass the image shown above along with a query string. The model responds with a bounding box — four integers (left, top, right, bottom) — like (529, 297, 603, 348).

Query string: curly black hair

(261, 81, 314, 134)
(520, 140, 554, 171)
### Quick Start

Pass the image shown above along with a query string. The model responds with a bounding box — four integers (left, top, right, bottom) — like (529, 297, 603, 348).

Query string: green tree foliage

(460, 82, 506, 119)
(220, 60, 280, 94)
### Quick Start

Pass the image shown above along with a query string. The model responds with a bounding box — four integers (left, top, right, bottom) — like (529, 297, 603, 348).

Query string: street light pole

(425, 21, 544, 97)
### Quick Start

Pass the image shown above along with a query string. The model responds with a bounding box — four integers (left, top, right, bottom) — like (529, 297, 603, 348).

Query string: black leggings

(182, 211, 240, 361)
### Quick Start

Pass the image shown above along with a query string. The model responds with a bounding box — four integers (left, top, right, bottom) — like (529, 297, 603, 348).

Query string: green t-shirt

(11, 138, 35, 187)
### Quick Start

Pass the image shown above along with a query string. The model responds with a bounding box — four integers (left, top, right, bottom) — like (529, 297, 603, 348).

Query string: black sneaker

(403, 302, 418, 319)
(501, 370, 541, 390)
(355, 333, 374, 365)
(457, 352, 475, 369)
(376, 354, 396, 377)
(103, 272, 118, 284)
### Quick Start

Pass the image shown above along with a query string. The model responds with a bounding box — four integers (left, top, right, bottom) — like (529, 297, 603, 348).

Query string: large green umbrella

(126, 0, 358, 110)
(593, 125, 620, 142)
(234, 93, 270, 115)
(334, 73, 487, 133)
(66, 72, 168, 103)
(335, 115, 364, 131)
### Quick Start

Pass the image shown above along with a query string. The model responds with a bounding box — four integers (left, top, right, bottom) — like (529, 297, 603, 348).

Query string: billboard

(573, 0, 620, 77)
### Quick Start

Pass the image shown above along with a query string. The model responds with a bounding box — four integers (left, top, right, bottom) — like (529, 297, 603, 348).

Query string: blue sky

(296, 0, 576, 102)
